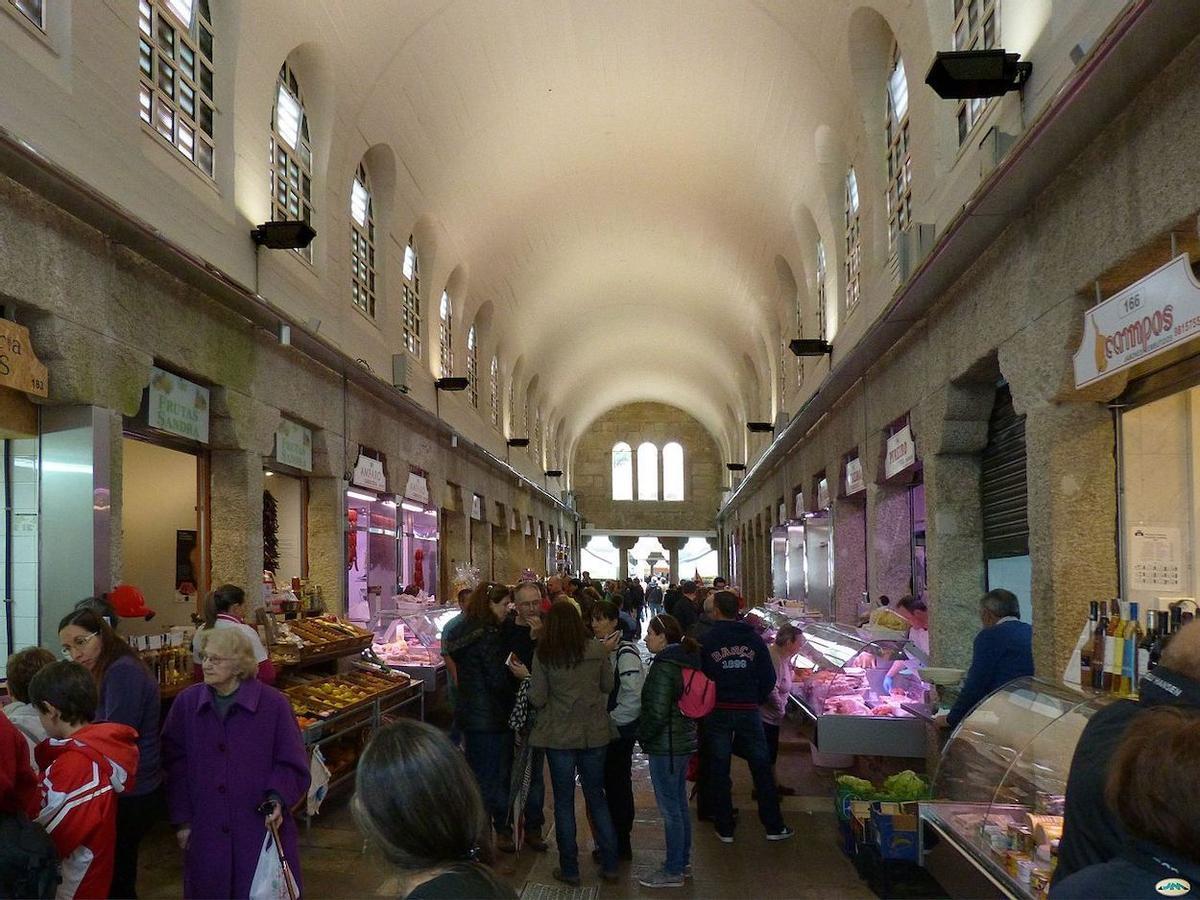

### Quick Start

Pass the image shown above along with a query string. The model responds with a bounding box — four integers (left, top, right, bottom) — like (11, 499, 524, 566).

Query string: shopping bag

(307, 747, 330, 817)
(249, 830, 299, 900)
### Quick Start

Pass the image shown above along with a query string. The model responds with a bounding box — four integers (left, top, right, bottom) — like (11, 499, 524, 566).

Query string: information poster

(1129, 525, 1183, 591)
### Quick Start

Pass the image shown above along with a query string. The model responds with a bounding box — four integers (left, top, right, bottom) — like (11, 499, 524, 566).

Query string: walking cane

(267, 818, 299, 900)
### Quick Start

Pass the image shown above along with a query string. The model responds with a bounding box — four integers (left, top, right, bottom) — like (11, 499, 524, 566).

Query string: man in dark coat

(1053, 620, 1200, 885)
(672, 580, 701, 637)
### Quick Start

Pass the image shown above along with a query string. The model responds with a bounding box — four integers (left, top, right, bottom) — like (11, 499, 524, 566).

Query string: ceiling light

(400, 500, 425, 513)
(746, 422, 774, 433)
(346, 489, 378, 502)
(507, 437, 531, 447)
(435, 377, 470, 391)
(726, 463, 746, 472)
(925, 50, 1032, 100)
(790, 338, 832, 357)
(252, 221, 316, 250)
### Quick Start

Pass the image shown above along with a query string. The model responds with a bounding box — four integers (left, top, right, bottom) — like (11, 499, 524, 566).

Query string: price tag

(148, 634, 163, 650)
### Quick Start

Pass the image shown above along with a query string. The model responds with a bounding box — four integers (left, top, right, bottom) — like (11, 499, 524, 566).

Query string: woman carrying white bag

(163, 628, 310, 899)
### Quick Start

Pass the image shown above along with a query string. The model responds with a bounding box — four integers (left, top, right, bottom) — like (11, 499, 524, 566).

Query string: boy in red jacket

(29, 661, 139, 900)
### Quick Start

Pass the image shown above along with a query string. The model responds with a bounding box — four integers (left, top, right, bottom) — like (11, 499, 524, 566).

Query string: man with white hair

(940, 589, 1033, 729)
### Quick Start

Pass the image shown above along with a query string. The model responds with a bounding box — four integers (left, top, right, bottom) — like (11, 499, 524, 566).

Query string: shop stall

(369, 603, 457, 691)
(345, 447, 397, 627)
(263, 418, 312, 598)
(788, 622, 931, 762)
(920, 677, 1111, 899)
(804, 475, 834, 618)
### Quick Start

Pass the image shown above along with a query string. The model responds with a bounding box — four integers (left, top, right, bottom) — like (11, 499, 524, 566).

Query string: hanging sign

(884, 424, 916, 479)
(845, 457, 865, 495)
(1074, 254, 1200, 388)
(0, 319, 48, 397)
(471, 494, 483, 521)
(404, 467, 431, 505)
(274, 419, 312, 472)
(816, 477, 830, 510)
(148, 366, 210, 443)
(352, 451, 387, 492)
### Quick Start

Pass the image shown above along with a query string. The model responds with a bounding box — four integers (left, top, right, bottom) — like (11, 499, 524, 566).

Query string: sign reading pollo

(1074, 254, 1200, 389)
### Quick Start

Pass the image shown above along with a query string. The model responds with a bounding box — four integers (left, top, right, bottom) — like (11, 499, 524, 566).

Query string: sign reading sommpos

(0, 319, 48, 398)
(1074, 253, 1200, 388)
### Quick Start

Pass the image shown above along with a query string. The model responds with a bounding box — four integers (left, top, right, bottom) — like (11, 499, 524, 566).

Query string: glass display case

(369, 605, 459, 690)
(919, 677, 1113, 899)
(789, 622, 932, 758)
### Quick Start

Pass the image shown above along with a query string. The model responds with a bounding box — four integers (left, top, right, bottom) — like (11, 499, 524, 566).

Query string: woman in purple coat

(163, 628, 310, 899)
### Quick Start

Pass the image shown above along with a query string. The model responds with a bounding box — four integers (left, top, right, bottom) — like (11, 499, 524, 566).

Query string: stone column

(303, 428, 346, 612)
(659, 536, 688, 583)
(612, 535, 638, 581)
(832, 497, 867, 623)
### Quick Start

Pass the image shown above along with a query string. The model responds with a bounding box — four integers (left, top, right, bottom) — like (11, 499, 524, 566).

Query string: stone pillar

(470, 514, 491, 577)
(612, 535, 638, 581)
(868, 483, 913, 601)
(306, 476, 345, 612)
(659, 536, 688, 583)
(832, 497, 867, 624)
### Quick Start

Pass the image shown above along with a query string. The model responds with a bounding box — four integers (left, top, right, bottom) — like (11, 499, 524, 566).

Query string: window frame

(350, 162, 376, 318)
(439, 291, 453, 378)
(637, 442, 660, 501)
(663, 441, 685, 502)
(844, 169, 862, 317)
(490, 357, 500, 429)
(885, 43, 912, 253)
(402, 236, 422, 358)
(270, 62, 314, 262)
(612, 442, 634, 501)
(953, 0, 1000, 146)
(466, 324, 479, 408)
(138, 0, 216, 179)
(816, 239, 827, 344)
(8, 0, 43, 29)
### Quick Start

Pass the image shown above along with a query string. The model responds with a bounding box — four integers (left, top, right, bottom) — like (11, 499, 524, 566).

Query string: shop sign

(845, 457, 865, 495)
(1073, 254, 1200, 389)
(148, 367, 209, 443)
(885, 424, 916, 479)
(816, 477, 830, 510)
(0, 319, 48, 398)
(471, 494, 483, 521)
(274, 419, 312, 472)
(352, 453, 387, 492)
(404, 468, 430, 505)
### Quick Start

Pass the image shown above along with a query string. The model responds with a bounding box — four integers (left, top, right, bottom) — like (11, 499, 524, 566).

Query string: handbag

(249, 823, 299, 900)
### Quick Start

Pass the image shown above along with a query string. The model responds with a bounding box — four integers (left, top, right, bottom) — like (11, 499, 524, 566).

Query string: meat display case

(789, 622, 932, 758)
(919, 677, 1113, 899)
(368, 604, 459, 691)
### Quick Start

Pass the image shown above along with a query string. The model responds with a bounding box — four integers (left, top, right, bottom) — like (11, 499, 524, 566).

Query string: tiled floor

(139, 721, 885, 898)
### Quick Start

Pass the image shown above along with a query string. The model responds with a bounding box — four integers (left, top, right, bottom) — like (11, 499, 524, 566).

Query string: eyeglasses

(200, 654, 235, 665)
(60, 632, 99, 657)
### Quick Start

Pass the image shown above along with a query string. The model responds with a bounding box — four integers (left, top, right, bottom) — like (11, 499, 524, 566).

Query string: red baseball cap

(109, 584, 156, 621)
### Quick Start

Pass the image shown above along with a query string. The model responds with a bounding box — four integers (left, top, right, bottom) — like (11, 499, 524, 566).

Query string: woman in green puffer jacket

(637, 614, 702, 889)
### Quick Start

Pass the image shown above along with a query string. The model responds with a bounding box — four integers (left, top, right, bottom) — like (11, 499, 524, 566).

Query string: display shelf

(369, 605, 458, 692)
(919, 677, 1114, 900)
(268, 615, 373, 670)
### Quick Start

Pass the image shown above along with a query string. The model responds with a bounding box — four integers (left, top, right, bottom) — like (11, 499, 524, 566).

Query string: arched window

(466, 325, 478, 408)
(439, 291, 453, 378)
(11, 0, 41, 28)
(490, 357, 500, 428)
(534, 411, 542, 461)
(138, 0, 215, 177)
(663, 442, 684, 501)
(507, 380, 516, 433)
(271, 63, 314, 261)
(637, 442, 659, 501)
(612, 443, 633, 501)
(350, 162, 376, 317)
(954, 0, 999, 144)
(886, 44, 912, 253)
(402, 236, 422, 356)
(844, 168, 861, 317)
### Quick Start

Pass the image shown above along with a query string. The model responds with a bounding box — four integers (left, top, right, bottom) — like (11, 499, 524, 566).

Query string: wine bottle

(1137, 608, 1156, 686)
(1149, 611, 1168, 671)
(1092, 605, 1109, 691)
(1104, 599, 1123, 694)
(1121, 601, 1139, 696)
(1080, 601, 1098, 686)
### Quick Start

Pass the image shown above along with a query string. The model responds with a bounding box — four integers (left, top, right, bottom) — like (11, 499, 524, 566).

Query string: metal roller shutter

(981, 383, 1029, 558)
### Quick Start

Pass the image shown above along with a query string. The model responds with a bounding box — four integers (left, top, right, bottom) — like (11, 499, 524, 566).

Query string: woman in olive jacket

(638, 614, 702, 889)
(528, 601, 620, 887)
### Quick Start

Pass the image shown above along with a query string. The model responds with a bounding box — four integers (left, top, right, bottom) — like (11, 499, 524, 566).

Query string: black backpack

(0, 812, 60, 900)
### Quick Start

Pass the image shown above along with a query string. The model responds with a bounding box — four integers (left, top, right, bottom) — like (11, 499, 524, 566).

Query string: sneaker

(639, 869, 685, 889)
(552, 869, 581, 888)
(716, 827, 735, 844)
(766, 826, 795, 842)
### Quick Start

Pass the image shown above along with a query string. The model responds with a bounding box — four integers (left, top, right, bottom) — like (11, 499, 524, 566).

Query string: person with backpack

(699, 591, 793, 844)
(638, 614, 705, 889)
(30, 660, 140, 900)
(590, 600, 645, 862)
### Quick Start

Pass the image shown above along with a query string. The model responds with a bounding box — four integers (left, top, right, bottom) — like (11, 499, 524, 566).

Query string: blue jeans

(464, 730, 514, 833)
(649, 754, 693, 876)
(703, 708, 785, 834)
(524, 748, 546, 833)
(546, 747, 618, 878)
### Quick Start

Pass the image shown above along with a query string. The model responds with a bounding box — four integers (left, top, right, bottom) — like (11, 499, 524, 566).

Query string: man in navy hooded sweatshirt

(700, 591, 793, 843)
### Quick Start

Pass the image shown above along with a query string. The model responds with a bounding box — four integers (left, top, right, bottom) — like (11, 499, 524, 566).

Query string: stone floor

(137, 717, 899, 899)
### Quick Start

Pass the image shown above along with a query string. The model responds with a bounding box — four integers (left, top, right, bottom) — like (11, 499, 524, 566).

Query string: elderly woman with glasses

(444, 581, 526, 853)
(162, 628, 310, 899)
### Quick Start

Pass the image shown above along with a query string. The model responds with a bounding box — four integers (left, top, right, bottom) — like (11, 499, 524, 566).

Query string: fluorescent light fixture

(19, 459, 94, 475)
(400, 500, 425, 513)
(350, 179, 370, 227)
(346, 489, 378, 502)
(275, 84, 302, 149)
(380, 500, 398, 508)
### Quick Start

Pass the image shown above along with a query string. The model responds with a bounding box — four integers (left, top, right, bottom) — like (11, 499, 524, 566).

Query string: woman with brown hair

(354, 719, 516, 898)
(58, 607, 162, 897)
(444, 582, 524, 852)
(528, 600, 620, 887)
